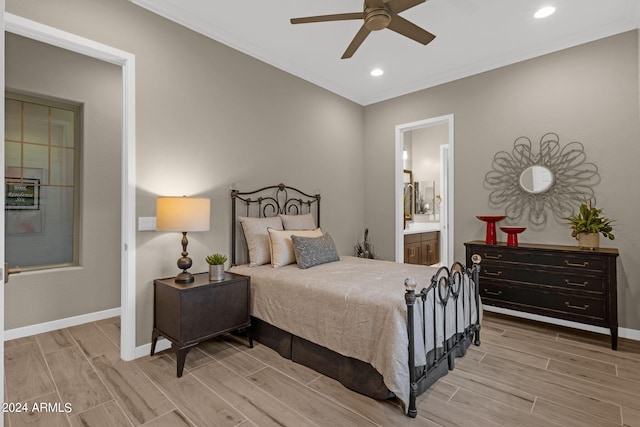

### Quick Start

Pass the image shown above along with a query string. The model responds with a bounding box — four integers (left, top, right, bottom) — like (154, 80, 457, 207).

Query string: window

(5, 92, 81, 270)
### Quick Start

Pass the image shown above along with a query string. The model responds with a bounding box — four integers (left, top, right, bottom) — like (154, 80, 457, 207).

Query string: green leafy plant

(205, 253, 228, 265)
(566, 202, 615, 240)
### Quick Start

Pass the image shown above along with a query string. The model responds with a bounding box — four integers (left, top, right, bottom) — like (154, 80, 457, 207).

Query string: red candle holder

(476, 215, 507, 244)
(500, 226, 526, 247)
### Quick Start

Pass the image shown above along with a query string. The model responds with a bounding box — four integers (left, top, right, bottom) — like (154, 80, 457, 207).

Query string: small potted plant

(205, 253, 227, 281)
(566, 201, 614, 249)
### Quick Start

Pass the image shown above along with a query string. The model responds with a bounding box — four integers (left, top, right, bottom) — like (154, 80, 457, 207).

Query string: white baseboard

(135, 337, 171, 359)
(4, 307, 121, 341)
(483, 306, 640, 342)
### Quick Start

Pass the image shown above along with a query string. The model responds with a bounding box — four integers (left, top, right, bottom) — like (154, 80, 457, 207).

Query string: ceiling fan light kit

(365, 9, 392, 30)
(290, 0, 435, 59)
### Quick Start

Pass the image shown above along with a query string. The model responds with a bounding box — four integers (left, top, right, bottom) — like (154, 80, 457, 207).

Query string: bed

(229, 183, 481, 417)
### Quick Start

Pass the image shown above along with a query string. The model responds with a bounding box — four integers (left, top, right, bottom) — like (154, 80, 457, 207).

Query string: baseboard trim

(135, 337, 171, 359)
(483, 306, 640, 342)
(4, 307, 121, 341)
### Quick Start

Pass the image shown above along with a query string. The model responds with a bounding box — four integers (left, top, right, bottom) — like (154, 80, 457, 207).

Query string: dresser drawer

(473, 246, 607, 272)
(480, 264, 606, 294)
(480, 282, 606, 321)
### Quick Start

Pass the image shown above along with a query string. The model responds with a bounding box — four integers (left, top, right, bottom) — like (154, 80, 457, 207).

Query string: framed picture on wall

(5, 177, 40, 210)
(5, 168, 45, 235)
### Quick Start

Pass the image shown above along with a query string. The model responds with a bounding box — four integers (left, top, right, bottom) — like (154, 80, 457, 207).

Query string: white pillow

(239, 216, 283, 266)
(267, 227, 323, 268)
(279, 213, 317, 230)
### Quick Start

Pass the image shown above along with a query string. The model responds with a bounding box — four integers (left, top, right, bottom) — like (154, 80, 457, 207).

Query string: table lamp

(156, 196, 210, 283)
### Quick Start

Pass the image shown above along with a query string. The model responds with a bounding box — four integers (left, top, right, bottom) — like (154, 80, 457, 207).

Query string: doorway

(395, 115, 454, 266)
(3, 13, 136, 365)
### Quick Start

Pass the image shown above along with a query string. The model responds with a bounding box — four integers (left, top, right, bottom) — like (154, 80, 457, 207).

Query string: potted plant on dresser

(205, 253, 227, 281)
(566, 201, 615, 249)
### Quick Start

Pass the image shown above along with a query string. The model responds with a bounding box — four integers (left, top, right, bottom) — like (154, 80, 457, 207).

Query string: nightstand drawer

(154, 274, 250, 344)
(179, 281, 249, 342)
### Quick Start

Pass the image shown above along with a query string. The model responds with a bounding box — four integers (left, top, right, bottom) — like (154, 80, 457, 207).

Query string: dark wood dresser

(465, 241, 619, 349)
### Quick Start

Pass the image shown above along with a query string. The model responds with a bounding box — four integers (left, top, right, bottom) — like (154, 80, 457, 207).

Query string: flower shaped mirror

(484, 132, 600, 226)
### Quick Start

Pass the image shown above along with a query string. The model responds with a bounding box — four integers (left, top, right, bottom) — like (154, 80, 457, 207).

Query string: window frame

(5, 90, 82, 271)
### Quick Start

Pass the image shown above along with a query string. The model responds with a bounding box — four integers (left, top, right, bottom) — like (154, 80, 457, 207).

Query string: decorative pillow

(279, 213, 317, 230)
(239, 216, 283, 266)
(267, 228, 323, 268)
(291, 233, 340, 269)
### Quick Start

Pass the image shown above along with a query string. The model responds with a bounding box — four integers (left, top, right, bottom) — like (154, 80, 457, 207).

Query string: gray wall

(5, 33, 122, 329)
(363, 31, 640, 331)
(6, 0, 365, 344)
(5, 0, 640, 339)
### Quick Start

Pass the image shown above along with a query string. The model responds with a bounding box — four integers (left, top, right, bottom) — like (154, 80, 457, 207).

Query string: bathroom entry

(404, 125, 445, 222)
(395, 115, 454, 266)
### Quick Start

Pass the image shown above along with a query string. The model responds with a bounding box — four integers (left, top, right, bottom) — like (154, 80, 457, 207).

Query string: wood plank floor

(4, 312, 640, 426)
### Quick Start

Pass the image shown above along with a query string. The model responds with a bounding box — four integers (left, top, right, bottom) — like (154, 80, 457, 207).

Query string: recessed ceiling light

(534, 6, 556, 19)
(370, 68, 384, 77)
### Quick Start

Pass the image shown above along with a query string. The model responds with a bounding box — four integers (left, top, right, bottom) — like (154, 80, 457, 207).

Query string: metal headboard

(230, 183, 321, 266)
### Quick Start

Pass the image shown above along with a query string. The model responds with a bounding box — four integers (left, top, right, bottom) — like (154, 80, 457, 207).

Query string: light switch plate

(138, 216, 157, 231)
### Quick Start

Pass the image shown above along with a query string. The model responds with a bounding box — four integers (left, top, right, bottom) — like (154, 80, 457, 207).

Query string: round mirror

(519, 165, 554, 194)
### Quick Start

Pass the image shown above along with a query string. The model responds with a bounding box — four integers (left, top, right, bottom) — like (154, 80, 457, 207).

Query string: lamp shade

(156, 197, 210, 232)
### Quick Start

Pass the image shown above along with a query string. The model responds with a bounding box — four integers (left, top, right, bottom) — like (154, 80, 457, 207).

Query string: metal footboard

(404, 254, 482, 417)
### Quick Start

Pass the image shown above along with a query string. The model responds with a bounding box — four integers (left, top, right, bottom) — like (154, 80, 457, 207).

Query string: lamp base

(175, 252, 194, 283)
(174, 271, 194, 283)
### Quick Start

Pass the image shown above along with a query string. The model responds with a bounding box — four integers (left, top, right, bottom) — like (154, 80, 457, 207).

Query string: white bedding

(230, 256, 478, 411)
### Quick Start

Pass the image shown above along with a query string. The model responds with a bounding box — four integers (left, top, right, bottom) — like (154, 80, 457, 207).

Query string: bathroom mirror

(485, 133, 600, 226)
(415, 180, 435, 214)
(519, 165, 554, 194)
(403, 169, 413, 220)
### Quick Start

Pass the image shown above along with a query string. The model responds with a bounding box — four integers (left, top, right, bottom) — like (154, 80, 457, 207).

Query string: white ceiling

(132, 0, 640, 106)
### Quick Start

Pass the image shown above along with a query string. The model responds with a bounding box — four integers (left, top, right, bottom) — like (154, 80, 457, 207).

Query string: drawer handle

(565, 260, 589, 268)
(484, 289, 503, 296)
(485, 270, 502, 277)
(484, 253, 502, 260)
(564, 279, 588, 287)
(565, 301, 589, 311)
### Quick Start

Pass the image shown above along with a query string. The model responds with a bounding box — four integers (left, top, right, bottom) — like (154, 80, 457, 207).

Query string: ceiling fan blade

(387, 15, 435, 45)
(291, 12, 364, 25)
(387, 0, 426, 14)
(342, 25, 371, 59)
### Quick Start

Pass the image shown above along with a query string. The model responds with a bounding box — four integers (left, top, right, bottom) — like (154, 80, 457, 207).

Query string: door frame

(1, 2, 6, 420)
(395, 114, 454, 265)
(3, 13, 137, 361)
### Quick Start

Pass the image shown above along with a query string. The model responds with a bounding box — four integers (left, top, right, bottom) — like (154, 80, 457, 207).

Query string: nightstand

(150, 271, 252, 377)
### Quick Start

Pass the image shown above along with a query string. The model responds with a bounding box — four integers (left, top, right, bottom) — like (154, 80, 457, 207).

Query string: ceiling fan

(290, 0, 435, 59)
